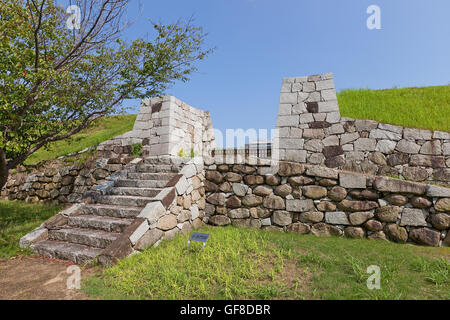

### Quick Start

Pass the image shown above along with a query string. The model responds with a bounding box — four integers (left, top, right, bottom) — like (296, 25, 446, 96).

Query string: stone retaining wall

(1, 147, 135, 204)
(203, 158, 450, 247)
(277, 73, 450, 184)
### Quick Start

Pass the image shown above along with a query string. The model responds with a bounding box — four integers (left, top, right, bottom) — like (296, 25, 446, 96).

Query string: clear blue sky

(67, 0, 450, 146)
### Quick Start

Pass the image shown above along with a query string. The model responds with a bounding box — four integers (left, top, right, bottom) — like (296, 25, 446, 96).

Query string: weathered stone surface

(410, 197, 432, 209)
(287, 223, 310, 234)
(387, 153, 409, 166)
(319, 178, 337, 187)
(368, 152, 387, 166)
(337, 200, 378, 212)
(299, 211, 324, 223)
(288, 176, 314, 186)
(274, 184, 292, 197)
(273, 210, 292, 226)
(228, 208, 250, 219)
(206, 193, 226, 206)
(435, 198, 450, 212)
(373, 177, 426, 195)
(426, 185, 450, 197)
(354, 138, 376, 151)
(253, 186, 273, 197)
(19, 227, 48, 248)
(226, 195, 241, 209)
(225, 172, 242, 183)
(311, 223, 343, 237)
(205, 171, 223, 184)
(265, 174, 279, 186)
(250, 207, 271, 219)
(384, 224, 408, 243)
(433, 168, 450, 181)
(375, 206, 402, 222)
(400, 208, 427, 226)
(376, 140, 397, 154)
(306, 166, 338, 179)
(367, 231, 387, 241)
(232, 183, 249, 197)
(286, 199, 314, 212)
(344, 227, 365, 239)
(244, 175, 264, 185)
(384, 194, 408, 206)
(409, 228, 440, 247)
(396, 140, 420, 154)
(242, 195, 263, 207)
(263, 194, 285, 210)
(316, 201, 336, 212)
(134, 229, 163, 250)
(348, 211, 374, 226)
(209, 215, 231, 226)
(430, 213, 450, 230)
(402, 167, 428, 181)
(157, 214, 177, 231)
(325, 211, 350, 225)
(364, 220, 383, 232)
(302, 186, 327, 199)
(420, 141, 442, 155)
(410, 155, 445, 168)
(339, 173, 366, 189)
(204, 180, 219, 192)
(278, 162, 305, 176)
(328, 186, 347, 201)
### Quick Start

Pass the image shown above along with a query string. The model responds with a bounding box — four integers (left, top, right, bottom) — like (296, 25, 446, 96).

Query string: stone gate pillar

(276, 72, 340, 162)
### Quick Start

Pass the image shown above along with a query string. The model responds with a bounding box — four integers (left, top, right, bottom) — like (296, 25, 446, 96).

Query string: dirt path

(0, 255, 99, 300)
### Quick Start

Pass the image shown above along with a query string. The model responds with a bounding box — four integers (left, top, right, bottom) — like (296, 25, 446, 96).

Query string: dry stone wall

(276, 73, 450, 184)
(1, 147, 136, 204)
(203, 158, 450, 247)
(98, 95, 215, 158)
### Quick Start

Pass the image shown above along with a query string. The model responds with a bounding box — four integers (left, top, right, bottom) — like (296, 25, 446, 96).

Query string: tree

(0, 0, 213, 190)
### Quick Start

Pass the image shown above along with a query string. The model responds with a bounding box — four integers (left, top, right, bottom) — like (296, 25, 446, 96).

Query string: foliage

(0, 0, 213, 189)
(131, 142, 142, 157)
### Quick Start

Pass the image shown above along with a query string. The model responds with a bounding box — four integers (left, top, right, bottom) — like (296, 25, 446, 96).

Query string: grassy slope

(25, 114, 137, 165)
(337, 85, 450, 132)
(83, 226, 450, 300)
(0, 200, 62, 258)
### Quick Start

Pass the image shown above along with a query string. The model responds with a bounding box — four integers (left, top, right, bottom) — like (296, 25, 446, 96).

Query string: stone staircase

(29, 161, 180, 265)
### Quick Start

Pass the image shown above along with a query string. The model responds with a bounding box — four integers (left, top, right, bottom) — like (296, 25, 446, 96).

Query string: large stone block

(339, 173, 367, 189)
(400, 208, 428, 226)
(286, 199, 315, 212)
(325, 212, 350, 225)
(373, 176, 426, 195)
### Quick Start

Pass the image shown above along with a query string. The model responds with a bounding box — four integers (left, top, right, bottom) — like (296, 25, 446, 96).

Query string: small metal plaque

(187, 232, 210, 250)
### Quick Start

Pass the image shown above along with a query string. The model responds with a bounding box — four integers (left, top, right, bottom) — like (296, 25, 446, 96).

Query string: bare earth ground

(0, 256, 98, 300)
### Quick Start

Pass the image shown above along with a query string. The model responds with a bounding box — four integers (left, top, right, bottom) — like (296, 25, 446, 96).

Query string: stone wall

(98, 95, 216, 158)
(1, 147, 135, 204)
(203, 158, 450, 247)
(276, 73, 450, 184)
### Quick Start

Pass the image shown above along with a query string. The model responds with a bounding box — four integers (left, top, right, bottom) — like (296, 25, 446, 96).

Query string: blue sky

(65, 0, 450, 146)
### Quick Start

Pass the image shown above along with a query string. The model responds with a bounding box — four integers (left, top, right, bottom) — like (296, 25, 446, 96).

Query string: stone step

(30, 240, 103, 265)
(115, 179, 168, 189)
(135, 164, 176, 173)
(81, 204, 142, 218)
(48, 227, 119, 248)
(127, 172, 178, 181)
(68, 215, 133, 233)
(96, 195, 156, 207)
(110, 187, 162, 198)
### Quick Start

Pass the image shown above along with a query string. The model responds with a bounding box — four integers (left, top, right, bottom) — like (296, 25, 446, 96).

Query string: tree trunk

(0, 149, 8, 191)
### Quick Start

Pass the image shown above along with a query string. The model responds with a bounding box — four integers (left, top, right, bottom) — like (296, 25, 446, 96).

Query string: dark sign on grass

(187, 232, 210, 250)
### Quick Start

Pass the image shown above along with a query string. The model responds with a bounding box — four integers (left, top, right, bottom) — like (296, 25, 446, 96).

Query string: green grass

(25, 114, 137, 165)
(337, 85, 450, 132)
(0, 200, 62, 258)
(83, 226, 450, 300)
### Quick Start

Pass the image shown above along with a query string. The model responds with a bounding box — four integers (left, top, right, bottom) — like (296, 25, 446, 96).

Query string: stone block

(339, 173, 367, 189)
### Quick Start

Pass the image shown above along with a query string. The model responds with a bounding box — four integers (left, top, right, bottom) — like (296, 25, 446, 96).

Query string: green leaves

(0, 1, 212, 173)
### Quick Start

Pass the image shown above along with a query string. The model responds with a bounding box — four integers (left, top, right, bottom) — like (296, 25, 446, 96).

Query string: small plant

(190, 148, 195, 158)
(132, 143, 143, 157)
(178, 148, 190, 158)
